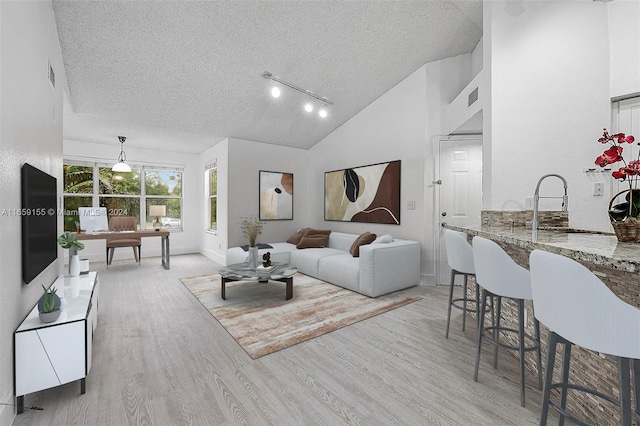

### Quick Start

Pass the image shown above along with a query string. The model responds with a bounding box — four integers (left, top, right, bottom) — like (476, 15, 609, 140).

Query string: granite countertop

(443, 223, 640, 273)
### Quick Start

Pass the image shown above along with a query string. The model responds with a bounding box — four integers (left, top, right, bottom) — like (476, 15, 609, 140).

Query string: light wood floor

(13, 254, 550, 425)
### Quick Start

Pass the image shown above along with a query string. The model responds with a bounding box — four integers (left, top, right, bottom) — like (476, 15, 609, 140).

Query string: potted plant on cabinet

(58, 232, 85, 276)
(38, 285, 61, 323)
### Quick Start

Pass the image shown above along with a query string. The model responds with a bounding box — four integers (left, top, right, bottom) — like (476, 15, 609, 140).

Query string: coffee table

(219, 262, 297, 300)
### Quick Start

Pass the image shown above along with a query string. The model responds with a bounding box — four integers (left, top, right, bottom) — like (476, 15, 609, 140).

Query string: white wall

(308, 57, 472, 284)
(0, 2, 66, 424)
(226, 138, 309, 248)
(485, 1, 613, 232)
(63, 140, 202, 262)
(609, 0, 640, 99)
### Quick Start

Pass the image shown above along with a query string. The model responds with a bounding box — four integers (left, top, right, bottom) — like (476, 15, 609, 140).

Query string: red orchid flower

(595, 145, 623, 167)
(612, 133, 635, 144)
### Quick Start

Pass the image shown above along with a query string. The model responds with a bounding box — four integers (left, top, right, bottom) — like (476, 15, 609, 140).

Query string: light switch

(593, 182, 604, 196)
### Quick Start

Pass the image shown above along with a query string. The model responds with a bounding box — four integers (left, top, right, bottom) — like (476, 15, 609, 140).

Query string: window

(63, 162, 183, 232)
(208, 167, 217, 232)
(98, 167, 141, 225)
(145, 170, 182, 229)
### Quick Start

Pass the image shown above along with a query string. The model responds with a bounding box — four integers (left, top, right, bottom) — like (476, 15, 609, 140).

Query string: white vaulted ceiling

(53, 0, 482, 153)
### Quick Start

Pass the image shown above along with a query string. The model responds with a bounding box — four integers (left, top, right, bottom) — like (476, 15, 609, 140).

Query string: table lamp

(149, 205, 166, 231)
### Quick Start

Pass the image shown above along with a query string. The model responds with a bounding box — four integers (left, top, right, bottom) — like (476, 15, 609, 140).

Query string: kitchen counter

(443, 223, 640, 273)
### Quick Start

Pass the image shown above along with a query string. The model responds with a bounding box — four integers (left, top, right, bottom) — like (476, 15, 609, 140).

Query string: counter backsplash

(481, 210, 568, 228)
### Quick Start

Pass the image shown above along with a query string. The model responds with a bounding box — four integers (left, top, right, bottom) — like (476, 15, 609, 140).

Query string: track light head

(271, 85, 281, 98)
(304, 102, 314, 112)
(318, 106, 328, 118)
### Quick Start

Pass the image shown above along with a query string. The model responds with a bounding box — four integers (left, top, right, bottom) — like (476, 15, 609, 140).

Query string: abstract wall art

(259, 171, 293, 220)
(324, 160, 400, 224)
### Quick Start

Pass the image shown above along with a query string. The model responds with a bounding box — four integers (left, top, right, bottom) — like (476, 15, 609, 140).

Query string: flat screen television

(21, 163, 58, 284)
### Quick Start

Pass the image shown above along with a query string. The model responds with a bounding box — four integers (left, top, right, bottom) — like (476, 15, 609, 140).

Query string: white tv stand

(14, 272, 99, 414)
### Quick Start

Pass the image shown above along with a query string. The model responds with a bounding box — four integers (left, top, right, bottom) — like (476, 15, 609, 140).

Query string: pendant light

(112, 136, 132, 172)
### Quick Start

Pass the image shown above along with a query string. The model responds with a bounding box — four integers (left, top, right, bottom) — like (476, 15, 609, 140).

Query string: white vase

(69, 254, 80, 276)
(247, 246, 259, 269)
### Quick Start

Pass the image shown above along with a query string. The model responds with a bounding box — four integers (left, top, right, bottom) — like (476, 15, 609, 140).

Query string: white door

(436, 137, 482, 285)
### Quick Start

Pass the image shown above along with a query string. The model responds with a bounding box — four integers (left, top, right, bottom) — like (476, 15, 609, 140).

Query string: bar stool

(472, 236, 542, 407)
(444, 229, 479, 338)
(530, 250, 640, 425)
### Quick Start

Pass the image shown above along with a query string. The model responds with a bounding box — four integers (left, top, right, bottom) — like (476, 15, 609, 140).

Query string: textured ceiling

(53, 0, 482, 153)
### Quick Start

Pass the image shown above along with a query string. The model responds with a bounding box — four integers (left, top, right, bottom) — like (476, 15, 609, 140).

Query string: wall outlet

(407, 201, 416, 210)
(593, 182, 604, 196)
(525, 197, 533, 210)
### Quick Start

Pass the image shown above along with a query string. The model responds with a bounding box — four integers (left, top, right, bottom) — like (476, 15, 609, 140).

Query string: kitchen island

(443, 222, 639, 424)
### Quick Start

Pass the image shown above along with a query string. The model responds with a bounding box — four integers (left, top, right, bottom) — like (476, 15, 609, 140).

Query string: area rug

(179, 273, 420, 359)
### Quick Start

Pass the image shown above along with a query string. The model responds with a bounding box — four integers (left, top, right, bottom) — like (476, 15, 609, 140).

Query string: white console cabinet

(14, 272, 99, 414)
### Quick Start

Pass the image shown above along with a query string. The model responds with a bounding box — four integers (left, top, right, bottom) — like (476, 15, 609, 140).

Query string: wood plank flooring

(13, 254, 550, 425)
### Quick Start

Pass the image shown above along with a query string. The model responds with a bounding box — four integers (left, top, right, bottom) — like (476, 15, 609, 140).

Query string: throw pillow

(373, 234, 393, 244)
(349, 232, 377, 257)
(296, 235, 329, 249)
(286, 228, 309, 245)
(304, 228, 331, 237)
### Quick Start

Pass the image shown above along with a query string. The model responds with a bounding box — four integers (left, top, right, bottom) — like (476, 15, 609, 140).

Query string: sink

(539, 227, 614, 235)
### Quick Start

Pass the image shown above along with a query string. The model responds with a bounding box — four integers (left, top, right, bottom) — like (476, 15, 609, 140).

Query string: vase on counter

(247, 246, 259, 269)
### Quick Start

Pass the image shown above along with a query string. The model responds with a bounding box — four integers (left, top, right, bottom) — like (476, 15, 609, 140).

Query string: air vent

(468, 87, 478, 107)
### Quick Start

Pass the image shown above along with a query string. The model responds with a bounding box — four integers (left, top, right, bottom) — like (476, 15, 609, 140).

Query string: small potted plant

(58, 232, 85, 276)
(39, 285, 61, 323)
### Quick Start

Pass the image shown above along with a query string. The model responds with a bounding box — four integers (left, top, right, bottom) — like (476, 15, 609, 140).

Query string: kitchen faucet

(532, 174, 568, 241)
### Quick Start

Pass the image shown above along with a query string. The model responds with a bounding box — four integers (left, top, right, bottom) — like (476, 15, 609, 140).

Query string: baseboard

(200, 248, 225, 265)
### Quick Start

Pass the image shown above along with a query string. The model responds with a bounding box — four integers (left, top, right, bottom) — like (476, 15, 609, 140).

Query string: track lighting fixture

(112, 136, 131, 172)
(262, 71, 332, 118)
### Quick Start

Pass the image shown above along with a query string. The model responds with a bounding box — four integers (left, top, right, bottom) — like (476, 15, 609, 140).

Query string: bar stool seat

(530, 249, 640, 425)
(444, 229, 479, 338)
(472, 236, 542, 407)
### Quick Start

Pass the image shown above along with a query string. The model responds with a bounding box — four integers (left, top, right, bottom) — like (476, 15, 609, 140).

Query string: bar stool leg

(518, 299, 526, 407)
(474, 289, 488, 382)
(558, 340, 572, 426)
(493, 296, 503, 369)
(618, 357, 632, 426)
(534, 317, 543, 390)
(475, 283, 481, 330)
(633, 359, 640, 418)
(462, 274, 468, 332)
(445, 269, 456, 339)
(540, 332, 559, 426)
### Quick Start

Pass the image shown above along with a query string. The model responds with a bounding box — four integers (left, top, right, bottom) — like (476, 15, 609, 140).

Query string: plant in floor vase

(240, 216, 264, 268)
(594, 128, 639, 241)
(58, 232, 85, 276)
(39, 285, 61, 323)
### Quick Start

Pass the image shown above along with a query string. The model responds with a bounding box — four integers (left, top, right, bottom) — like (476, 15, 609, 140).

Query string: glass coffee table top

(219, 262, 297, 281)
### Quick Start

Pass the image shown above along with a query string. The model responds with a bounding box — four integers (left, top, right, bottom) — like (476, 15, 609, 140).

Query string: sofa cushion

(290, 247, 344, 277)
(297, 235, 328, 249)
(318, 253, 360, 292)
(349, 232, 376, 257)
(286, 228, 309, 245)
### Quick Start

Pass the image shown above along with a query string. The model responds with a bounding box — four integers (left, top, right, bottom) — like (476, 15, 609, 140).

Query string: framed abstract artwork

(259, 171, 293, 220)
(324, 160, 400, 224)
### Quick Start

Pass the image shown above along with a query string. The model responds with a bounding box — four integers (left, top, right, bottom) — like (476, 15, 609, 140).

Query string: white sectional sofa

(226, 231, 421, 297)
